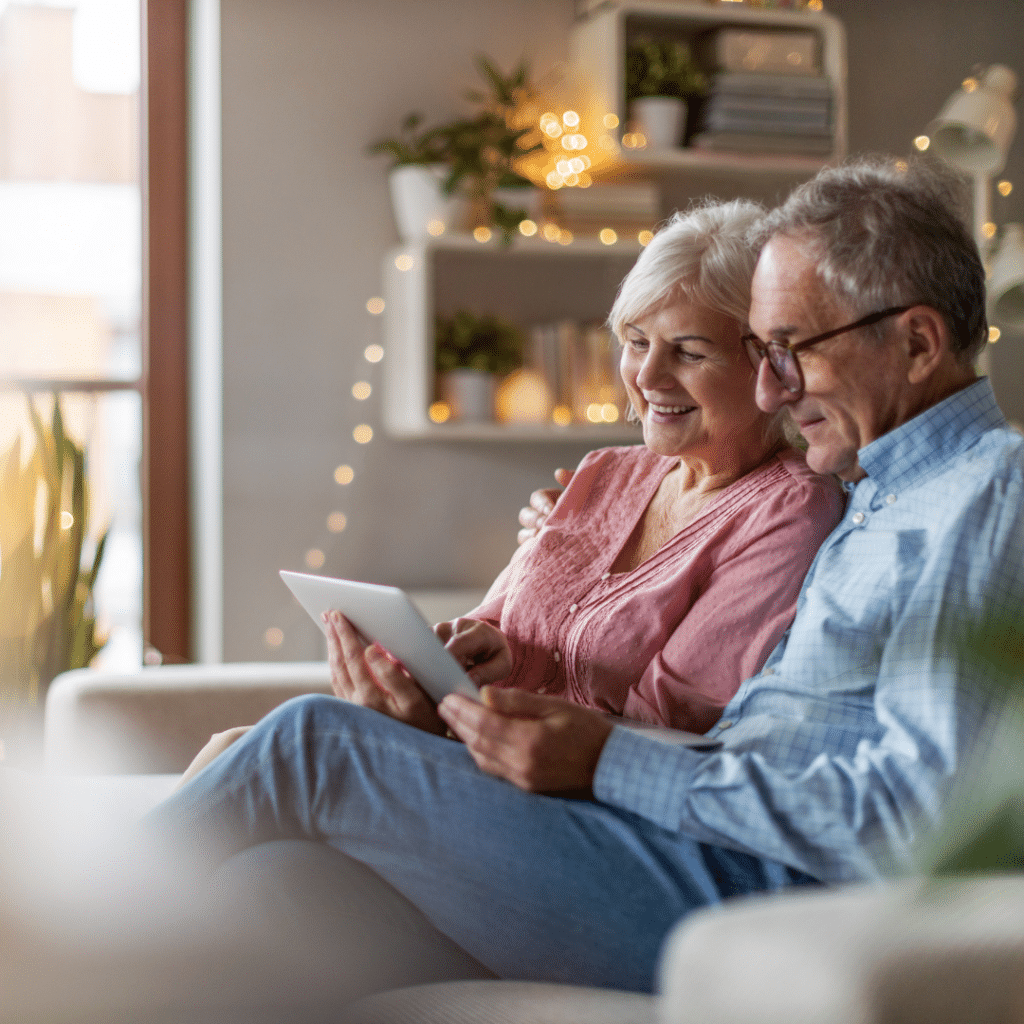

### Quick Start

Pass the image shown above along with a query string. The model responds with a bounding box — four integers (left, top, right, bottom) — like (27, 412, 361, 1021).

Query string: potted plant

(435, 310, 525, 422)
(367, 113, 464, 242)
(0, 394, 107, 763)
(369, 57, 544, 244)
(625, 36, 707, 149)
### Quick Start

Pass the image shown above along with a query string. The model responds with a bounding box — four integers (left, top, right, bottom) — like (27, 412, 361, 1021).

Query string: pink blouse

(469, 445, 845, 733)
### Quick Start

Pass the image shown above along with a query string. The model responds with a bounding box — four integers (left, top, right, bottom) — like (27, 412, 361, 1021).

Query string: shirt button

(569, 603, 578, 613)
(851, 511, 866, 525)
(553, 651, 561, 663)
(600, 572, 611, 581)
(718, 720, 733, 730)
(885, 493, 897, 505)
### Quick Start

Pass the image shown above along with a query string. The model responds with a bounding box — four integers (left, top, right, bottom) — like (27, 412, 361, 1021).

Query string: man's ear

(902, 306, 948, 385)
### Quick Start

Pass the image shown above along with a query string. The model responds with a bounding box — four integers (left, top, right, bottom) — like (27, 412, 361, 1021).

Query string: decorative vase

(630, 96, 688, 149)
(439, 370, 496, 423)
(388, 164, 465, 241)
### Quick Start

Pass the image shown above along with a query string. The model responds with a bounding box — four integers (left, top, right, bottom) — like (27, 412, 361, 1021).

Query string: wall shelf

(570, 0, 848, 173)
(382, 235, 643, 441)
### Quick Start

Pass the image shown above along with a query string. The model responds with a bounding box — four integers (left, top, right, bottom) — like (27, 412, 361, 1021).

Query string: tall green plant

(0, 394, 107, 701)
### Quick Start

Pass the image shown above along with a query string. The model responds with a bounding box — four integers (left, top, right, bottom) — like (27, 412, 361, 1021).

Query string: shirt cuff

(593, 724, 705, 833)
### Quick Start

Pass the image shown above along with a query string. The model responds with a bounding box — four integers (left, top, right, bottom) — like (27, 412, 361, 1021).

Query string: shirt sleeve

(621, 473, 845, 731)
(596, 474, 1024, 884)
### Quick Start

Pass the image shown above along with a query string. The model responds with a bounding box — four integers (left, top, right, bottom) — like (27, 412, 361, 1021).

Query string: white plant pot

(630, 96, 688, 150)
(388, 164, 465, 241)
(438, 369, 495, 423)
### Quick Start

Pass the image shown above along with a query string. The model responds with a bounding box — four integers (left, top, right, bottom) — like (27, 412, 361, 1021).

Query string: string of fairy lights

(261, 297, 386, 654)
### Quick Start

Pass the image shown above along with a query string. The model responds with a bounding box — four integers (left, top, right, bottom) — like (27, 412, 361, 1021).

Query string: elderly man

(147, 156, 1024, 998)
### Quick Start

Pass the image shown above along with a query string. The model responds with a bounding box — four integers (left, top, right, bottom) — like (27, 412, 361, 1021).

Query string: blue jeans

(147, 695, 816, 993)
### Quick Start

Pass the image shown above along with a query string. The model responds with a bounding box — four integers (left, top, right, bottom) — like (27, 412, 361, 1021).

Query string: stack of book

(550, 183, 660, 239)
(528, 319, 628, 426)
(690, 28, 834, 157)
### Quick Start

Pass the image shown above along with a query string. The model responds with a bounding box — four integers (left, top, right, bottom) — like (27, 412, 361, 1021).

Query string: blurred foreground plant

(0, 394, 107, 703)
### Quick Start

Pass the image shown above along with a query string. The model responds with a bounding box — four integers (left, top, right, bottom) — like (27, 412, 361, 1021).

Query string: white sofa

(28, 661, 1024, 1024)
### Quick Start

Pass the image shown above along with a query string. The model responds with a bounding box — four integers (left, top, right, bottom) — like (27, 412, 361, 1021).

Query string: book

(691, 130, 834, 155)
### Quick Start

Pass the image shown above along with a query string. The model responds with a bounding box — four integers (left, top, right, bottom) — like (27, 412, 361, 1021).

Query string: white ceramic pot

(438, 369, 495, 423)
(630, 96, 688, 150)
(388, 164, 465, 241)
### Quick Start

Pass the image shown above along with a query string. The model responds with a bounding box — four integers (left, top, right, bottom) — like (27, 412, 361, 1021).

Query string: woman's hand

(437, 686, 613, 794)
(434, 618, 513, 686)
(516, 467, 574, 546)
(324, 610, 445, 734)
(176, 725, 252, 790)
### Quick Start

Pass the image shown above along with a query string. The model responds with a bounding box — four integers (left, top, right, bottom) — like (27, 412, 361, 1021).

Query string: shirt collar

(857, 378, 1006, 492)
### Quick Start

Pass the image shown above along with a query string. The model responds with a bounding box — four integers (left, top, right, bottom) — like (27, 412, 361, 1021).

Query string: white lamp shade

(989, 223, 1024, 330)
(929, 65, 1017, 175)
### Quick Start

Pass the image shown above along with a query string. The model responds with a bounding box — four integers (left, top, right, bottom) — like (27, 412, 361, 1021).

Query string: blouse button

(718, 720, 733, 730)
(553, 651, 561, 663)
(569, 603, 578, 613)
(600, 572, 611, 581)
(538, 685, 549, 694)
(851, 511, 866, 525)
(885, 493, 897, 505)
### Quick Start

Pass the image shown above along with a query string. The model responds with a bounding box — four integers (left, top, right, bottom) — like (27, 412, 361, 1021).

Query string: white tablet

(280, 571, 480, 703)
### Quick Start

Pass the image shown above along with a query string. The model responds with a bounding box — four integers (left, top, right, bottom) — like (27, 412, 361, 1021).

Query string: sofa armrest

(44, 662, 332, 775)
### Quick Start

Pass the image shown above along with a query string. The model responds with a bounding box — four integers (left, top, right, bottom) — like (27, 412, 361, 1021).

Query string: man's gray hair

(608, 197, 765, 343)
(751, 155, 987, 363)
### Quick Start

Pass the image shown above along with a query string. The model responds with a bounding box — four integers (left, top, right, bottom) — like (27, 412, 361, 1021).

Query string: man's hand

(437, 686, 613, 794)
(516, 467, 574, 546)
(434, 618, 513, 686)
(324, 610, 445, 734)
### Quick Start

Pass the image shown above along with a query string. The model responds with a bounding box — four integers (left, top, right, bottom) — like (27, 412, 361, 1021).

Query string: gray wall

(219, 0, 1024, 662)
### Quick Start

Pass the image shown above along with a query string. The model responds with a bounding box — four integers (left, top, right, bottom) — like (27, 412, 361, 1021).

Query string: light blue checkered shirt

(594, 378, 1024, 883)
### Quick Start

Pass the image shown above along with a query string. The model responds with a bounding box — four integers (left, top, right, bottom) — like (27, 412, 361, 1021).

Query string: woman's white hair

(608, 198, 765, 343)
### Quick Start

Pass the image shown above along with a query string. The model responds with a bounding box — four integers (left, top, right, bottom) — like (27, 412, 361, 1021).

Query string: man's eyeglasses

(741, 305, 914, 395)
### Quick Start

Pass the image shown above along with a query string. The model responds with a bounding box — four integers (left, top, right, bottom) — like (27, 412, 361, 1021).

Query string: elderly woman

(321, 198, 844, 740)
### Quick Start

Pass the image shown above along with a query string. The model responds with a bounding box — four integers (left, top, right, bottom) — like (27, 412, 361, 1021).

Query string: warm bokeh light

(352, 381, 372, 400)
(353, 424, 373, 444)
(913, 136, 930, 151)
(894, 159, 909, 172)
(365, 296, 385, 315)
(542, 222, 560, 242)
(327, 511, 348, 533)
(264, 627, 284, 649)
(334, 464, 354, 485)
(601, 403, 620, 422)
(551, 404, 572, 427)
(394, 254, 414, 271)
(426, 219, 446, 237)
(998, 180, 1014, 196)
(599, 228, 617, 245)
(557, 230, 573, 245)
(603, 112, 619, 129)
(495, 368, 552, 424)
(428, 401, 451, 423)
(585, 403, 603, 423)
(305, 548, 325, 570)
(519, 219, 538, 237)
(364, 344, 384, 363)
(60, 510, 74, 530)
(473, 226, 492, 243)
(962, 77, 979, 93)
(990, 326, 1002, 343)
(638, 230, 654, 246)
(562, 110, 580, 128)
(983, 222, 998, 239)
